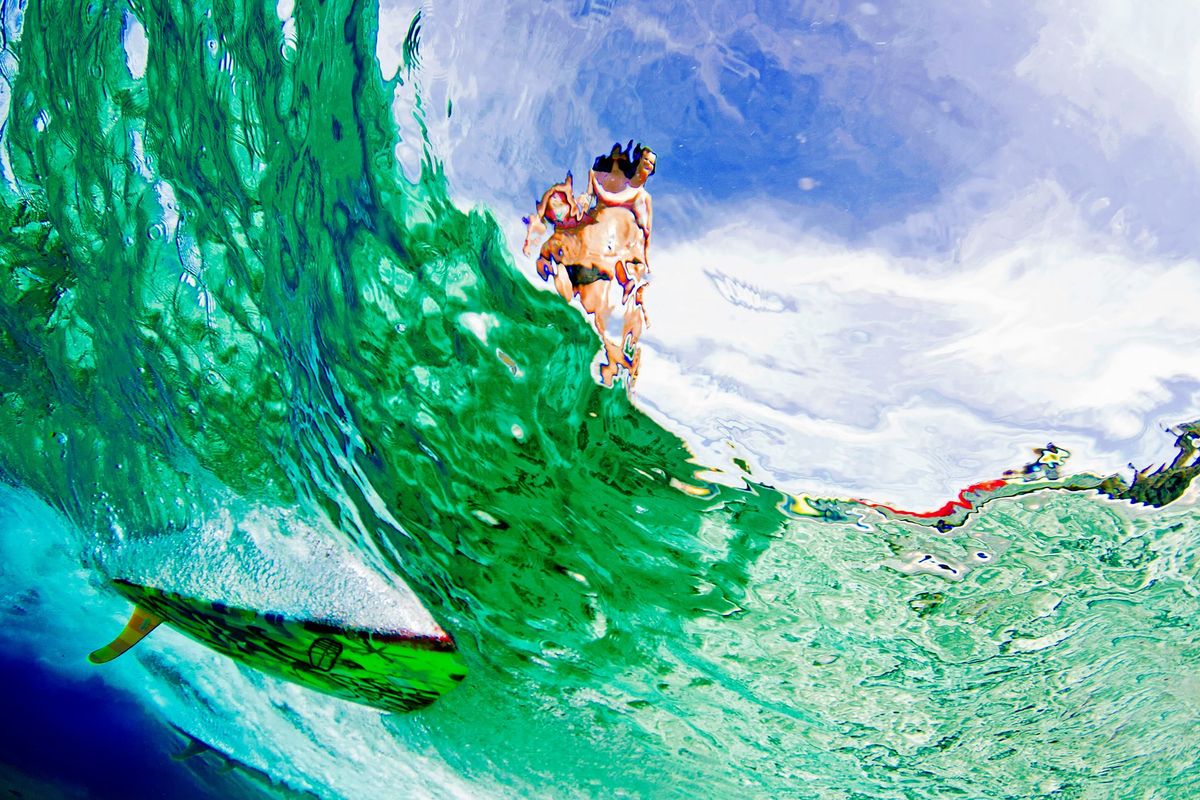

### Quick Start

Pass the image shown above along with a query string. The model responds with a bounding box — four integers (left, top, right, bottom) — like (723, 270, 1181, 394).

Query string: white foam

(0, 485, 500, 799)
(100, 503, 444, 636)
(122, 12, 148, 80)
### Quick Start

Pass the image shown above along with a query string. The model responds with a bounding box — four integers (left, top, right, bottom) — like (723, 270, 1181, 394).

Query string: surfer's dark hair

(593, 140, 656, 179)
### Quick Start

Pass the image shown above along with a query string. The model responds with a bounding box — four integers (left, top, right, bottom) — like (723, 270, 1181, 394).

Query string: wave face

(1, 1, 1199, 798)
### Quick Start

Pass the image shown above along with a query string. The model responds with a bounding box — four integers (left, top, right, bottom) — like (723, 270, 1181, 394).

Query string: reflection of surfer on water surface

(523, 141, 656, 387)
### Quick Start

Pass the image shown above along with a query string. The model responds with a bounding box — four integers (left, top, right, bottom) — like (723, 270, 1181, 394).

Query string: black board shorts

(566, 264, 609, 286)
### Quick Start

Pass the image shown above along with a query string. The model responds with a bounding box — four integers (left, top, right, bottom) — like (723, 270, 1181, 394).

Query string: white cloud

(633, 180, 1200, 508)
(1017, 0, 1200, 157)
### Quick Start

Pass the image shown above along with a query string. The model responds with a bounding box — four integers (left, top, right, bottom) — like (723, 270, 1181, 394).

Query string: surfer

(523, 142, 657, 386)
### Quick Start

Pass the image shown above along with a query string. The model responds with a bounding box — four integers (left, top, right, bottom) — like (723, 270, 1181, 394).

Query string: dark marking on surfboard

(308, 638, 343, 671)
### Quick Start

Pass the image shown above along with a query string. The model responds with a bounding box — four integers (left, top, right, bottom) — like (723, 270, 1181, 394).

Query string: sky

(397, 0, 1200, 250)
(373, 0, 1200, 507)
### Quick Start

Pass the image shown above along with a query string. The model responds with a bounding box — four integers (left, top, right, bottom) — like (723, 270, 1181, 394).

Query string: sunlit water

(1, 0, 1199, 798)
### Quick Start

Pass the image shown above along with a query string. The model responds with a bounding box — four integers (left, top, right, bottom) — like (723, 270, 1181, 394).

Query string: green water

(0, 0, 1198, 797)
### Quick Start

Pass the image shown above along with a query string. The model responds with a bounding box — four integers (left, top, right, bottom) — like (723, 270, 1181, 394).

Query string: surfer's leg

(577, 280, 607, 321)
(628, 344, 642, 389)
(615, 260, 632, 302)
(635, 283, 650, 329)
(622, 297, 644, 355)
(553, 264, 574, 301)
(598, 338, 622, 386)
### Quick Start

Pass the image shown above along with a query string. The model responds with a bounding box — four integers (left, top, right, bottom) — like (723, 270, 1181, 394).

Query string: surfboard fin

(89, 605, 163, 664)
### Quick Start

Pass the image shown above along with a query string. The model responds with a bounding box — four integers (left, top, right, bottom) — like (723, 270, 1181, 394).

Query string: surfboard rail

(91, 579, 466, 714)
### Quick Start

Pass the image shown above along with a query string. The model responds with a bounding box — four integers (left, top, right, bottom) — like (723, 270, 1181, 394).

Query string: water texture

(0, 1, 1198, 798)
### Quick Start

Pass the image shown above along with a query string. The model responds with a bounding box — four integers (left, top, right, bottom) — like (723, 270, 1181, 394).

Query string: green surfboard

(94, 579, 467, 714)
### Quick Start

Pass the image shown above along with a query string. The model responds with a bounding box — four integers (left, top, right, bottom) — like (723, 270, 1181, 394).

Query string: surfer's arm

(587, 168, 605, 206)
(522, 214, 547, 257)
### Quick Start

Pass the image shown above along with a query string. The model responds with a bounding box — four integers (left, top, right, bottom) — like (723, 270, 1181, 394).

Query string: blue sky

(403, 0, 1200, 257)
(392, 0, 1200, 504)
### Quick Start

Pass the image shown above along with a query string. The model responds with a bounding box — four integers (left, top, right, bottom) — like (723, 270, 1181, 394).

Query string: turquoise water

(1, 0, 1199, 797)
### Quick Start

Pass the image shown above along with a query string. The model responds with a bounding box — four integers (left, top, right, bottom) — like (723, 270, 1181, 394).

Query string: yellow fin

(89, 606, 163, 664)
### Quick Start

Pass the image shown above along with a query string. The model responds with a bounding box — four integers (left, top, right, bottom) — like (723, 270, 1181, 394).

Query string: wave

(1, 0, 1199, 797)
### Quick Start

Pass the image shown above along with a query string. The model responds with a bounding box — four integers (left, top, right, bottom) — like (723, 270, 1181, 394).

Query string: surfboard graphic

(92, 580, 467, 714)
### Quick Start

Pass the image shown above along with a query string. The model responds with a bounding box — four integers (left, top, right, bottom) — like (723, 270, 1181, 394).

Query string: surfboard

(91, 579, 467, 714)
